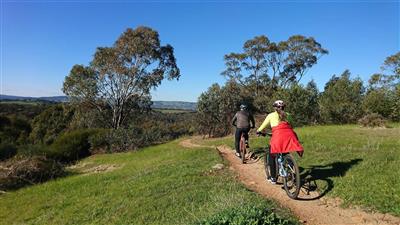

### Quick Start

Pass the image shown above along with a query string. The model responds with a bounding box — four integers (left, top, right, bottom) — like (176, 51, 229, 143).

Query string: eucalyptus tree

(382, 51, 400, 77)
(221, 35, 328, 95)
(196, 84, 223, 137)
(63, 26, 180, 129)
(319, 70, 364, 124)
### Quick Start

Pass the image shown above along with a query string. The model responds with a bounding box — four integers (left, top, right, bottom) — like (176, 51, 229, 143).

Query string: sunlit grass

(198, 123, 400, 216)
(0, 140, 297, 225)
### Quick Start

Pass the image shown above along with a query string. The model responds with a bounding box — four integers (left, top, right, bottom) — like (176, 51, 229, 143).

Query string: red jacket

(270, 122, 303, 156)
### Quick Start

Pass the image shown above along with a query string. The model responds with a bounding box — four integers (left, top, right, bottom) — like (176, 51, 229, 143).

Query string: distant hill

(0, 95, 68, 102)
(152, 101, 197, 111)
(0, 95, 197, 111)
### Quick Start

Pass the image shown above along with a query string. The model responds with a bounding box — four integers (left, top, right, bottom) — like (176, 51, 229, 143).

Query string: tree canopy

(63, 26, 180, 129)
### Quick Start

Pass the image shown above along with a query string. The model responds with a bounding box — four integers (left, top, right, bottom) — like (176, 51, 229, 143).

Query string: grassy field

(0, 140, 298, 225)
(197, 123, 400, 216)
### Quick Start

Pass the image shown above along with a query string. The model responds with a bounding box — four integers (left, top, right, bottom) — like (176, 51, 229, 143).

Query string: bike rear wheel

(240, 136, 246, 164)
(283, 154, 301, 199)
(264, 147, 277, 180)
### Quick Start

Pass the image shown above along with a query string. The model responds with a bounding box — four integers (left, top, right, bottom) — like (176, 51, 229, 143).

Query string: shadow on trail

(251, 147, 266, 158)
(242, 147, 266, 164)
(298, 158, 362, 201)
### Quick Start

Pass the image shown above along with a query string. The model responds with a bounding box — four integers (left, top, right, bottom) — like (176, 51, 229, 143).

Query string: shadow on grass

(298, 158, 362, 201)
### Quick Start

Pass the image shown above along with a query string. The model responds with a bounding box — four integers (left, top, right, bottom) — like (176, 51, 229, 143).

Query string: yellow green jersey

(257, 111, 293, 132)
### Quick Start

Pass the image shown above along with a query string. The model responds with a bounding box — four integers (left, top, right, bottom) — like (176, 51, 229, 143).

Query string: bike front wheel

(283, 154, 301, 199)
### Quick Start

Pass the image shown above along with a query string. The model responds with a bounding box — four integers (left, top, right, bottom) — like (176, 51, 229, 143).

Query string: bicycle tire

(240, 136, 246, 164)
(283, 154, 301, 199)
(264, 146, 277, 180)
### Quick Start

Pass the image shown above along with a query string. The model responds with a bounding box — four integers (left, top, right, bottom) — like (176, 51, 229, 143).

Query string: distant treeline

(196, 35, 399, 137)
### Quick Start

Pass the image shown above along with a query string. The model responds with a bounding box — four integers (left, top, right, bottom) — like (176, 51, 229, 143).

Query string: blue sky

(1, 1, 399, 102)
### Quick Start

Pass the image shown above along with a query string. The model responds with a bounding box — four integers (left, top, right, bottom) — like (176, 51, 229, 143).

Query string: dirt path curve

(180, 138, 400, 225)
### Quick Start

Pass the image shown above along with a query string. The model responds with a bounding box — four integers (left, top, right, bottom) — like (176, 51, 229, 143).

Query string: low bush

(16, 144, 51, 157)
(104, 128, 145, 152)
(0, 143, 17, 161)
(50, 129, 99, 162)
(196, 204, 296, 225)
(0, 156, 64, 190)
(358, 113, 388, 128)
(88, 129, 110, 154)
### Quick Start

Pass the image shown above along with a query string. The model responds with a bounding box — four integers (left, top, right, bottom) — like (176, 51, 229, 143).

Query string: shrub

(16, 144, 52, 158)
(50, 129, 98, 162)
(0, 143, 17, 161)
(104, 128, 145, 152)
(196, 204, 296, 225)
(0, 156, 64, 190)
(358, 113, 388, 128)
(88, 129, 110, 154)
(319, 70, 364, 124)
(0, 116, 31, 145)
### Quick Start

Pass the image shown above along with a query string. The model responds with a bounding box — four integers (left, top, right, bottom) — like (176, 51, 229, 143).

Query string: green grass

(0, 140, 298, 225)
(198, 124, 400, 216)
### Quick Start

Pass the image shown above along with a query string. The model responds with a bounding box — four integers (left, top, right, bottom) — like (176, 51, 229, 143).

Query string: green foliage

(391, 85, 400, 121)
(86, 110, 195, 153)
(221, 34, 327, 111)
(87, 129, 110, 154)
(0, 101, 51, 119)
(0, 143, 17, 161)
(382, 51, 400, 76)
(362, 89, 394, 118)
(29, 104, 75, 145)
(0, 115, 31, 145)
(63, 26, 180, 129)
(49, 129, 99, 162)
(319, 70, 364, 124)
(197, 83, 245, 137)
(358, 113, 388, 128)
(196, 204, 295, 225)
(16, 144, 52, 158)
(197, 84, 225, 137)
(270, 81, 320, 126)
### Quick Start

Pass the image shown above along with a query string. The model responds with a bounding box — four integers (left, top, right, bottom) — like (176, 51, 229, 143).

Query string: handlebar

(257, 132, 272, 137)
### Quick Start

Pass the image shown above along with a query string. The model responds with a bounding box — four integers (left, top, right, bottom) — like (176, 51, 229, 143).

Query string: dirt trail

(180, 138, 400, 225)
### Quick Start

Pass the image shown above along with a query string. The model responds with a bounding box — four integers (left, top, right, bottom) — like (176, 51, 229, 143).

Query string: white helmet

(273, 100, 285, 108)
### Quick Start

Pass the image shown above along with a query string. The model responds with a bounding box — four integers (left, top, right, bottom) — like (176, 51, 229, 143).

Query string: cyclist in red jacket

(257, 100, 303, 184)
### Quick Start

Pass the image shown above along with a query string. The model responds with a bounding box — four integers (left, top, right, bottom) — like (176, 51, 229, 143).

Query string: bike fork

(277, 155, 287, 177)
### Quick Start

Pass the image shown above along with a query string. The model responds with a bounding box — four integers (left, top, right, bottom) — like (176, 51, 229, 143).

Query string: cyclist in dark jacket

(232, 104, 255, 158)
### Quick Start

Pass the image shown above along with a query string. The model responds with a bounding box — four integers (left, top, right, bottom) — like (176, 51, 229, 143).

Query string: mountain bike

(259, 133, 301, 199)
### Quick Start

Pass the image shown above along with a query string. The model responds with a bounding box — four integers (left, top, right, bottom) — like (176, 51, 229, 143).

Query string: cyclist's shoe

(267, 177, 277, 185)
(235, 152, 241, 158)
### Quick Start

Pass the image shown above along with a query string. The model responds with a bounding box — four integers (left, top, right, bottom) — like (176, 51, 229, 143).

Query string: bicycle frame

(260, 132, 301, 199)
